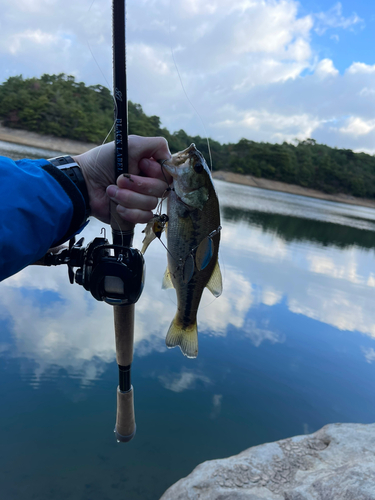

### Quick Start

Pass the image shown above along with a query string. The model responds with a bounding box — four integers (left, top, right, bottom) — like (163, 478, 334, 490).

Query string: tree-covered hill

(1, 74, 375, 199)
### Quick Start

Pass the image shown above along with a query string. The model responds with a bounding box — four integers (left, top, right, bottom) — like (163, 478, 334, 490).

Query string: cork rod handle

(111, 205, 136, 442)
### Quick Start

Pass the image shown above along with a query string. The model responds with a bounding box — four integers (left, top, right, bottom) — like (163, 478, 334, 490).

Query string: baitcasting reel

(43, 235, 145, 306)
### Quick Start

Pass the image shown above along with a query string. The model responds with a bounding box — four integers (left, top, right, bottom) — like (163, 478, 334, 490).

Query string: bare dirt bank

(0, 124, 98, 155)
(213, 170, 375, 209)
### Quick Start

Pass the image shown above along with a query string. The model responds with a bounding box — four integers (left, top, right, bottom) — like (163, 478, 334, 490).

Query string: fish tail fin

(166, 317, 198, 358)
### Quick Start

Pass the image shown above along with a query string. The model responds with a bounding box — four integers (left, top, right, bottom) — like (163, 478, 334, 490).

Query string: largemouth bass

(161, 144, 222, 358)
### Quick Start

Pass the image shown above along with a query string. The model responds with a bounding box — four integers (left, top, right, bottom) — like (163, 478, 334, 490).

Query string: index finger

(116, 172, 170, 197)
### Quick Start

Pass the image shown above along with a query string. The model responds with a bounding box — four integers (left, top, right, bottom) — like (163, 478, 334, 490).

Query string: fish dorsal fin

(206, 260, 223, 297)
(162, 267, 174, 289)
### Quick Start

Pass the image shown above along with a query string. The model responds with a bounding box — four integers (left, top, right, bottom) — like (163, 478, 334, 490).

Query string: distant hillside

(1, 73, 375, 199)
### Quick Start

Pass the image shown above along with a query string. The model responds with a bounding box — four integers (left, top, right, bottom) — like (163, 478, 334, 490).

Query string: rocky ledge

(160, 423, 375, 500)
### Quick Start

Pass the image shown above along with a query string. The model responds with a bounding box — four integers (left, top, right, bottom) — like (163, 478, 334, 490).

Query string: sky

(1, 0, 375, 153)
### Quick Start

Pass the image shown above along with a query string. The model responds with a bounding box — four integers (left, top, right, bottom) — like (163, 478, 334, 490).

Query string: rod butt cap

(115, 425, 136, 443)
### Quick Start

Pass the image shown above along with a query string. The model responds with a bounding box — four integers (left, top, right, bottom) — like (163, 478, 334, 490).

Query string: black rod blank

(119, 364, 131, 392)
(112, 0, 129, 179)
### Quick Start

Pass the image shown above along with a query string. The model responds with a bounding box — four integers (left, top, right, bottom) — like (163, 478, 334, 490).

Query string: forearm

(0, 156, 87, 281)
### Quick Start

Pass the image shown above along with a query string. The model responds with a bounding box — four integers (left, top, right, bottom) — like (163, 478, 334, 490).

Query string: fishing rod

(39, 0, 143, 442)
(110, 0, 141, 443)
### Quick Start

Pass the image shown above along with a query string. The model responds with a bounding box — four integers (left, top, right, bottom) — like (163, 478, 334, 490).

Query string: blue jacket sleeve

(0, 156, 87, 281)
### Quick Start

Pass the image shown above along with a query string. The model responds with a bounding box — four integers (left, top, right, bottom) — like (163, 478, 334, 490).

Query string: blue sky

(0, 0, 374, 153)
(302, 0, 374, 71)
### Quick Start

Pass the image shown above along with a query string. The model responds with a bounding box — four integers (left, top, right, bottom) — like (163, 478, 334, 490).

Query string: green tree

(2, 74, 375, 200)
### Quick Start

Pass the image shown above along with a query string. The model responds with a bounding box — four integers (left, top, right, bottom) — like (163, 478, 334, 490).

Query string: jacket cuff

(42, 162, 88, 244)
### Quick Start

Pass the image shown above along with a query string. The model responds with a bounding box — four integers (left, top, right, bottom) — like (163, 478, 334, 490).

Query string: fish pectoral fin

(180, 187, 209, 211)
(162, 267, 174, 289)
(206, 260, 223, 298)
(166, 318, 198, 358)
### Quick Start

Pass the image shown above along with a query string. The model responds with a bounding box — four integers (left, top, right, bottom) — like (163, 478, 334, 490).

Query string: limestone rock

(160, 423, 375, 500)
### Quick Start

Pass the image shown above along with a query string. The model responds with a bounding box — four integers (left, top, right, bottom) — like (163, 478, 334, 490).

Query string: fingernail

(107, 185, 117, 199)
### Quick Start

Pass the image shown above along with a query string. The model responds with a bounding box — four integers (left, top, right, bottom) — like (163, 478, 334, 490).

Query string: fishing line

(168, 0, 213, 170)
(166, 5, 225, 305)
(83, 0, 126, 248)
(158, 160, 172, 186)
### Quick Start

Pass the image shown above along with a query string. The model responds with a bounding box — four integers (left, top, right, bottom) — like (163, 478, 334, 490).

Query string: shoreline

(212, 170, 375, 209)
(1, 124, 375, 209)
(0, 124, 98, 155)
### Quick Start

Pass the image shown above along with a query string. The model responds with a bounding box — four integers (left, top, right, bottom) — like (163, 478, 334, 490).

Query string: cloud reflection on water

(1, 182, 375, 383)
(220, 182, 375, 341)
(210, 394, 223, 419)
(158, 368, 211, 393)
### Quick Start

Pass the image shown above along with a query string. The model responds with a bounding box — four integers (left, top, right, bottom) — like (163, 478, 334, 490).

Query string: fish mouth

(175, 144, 198, 164)
(160, 143, 202, 177)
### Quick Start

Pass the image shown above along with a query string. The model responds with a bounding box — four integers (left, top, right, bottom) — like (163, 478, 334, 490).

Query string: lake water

(1, 142, 375, 499)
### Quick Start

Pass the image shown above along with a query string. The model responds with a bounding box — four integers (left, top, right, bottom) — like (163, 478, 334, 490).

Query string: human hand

(73, 136, 172, 225)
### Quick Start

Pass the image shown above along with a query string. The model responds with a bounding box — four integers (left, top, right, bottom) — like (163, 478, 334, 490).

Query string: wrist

(48, 155, 91, 218)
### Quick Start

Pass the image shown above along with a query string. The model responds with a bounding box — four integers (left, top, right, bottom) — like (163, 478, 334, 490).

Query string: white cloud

(340, 117, 375, 137)
(347, 62, 375, 74)
(314, 2, 363, 35)
(315, 58, 339, 79)
(237, 109, 321, 143)
(16, 0, 58, 13)
(362, 347, 375, 364)
(0, 0, 373, 151)
(359, 87, 375, 97)
(262, 287, 283, 306)
(9, 30, 63, 55)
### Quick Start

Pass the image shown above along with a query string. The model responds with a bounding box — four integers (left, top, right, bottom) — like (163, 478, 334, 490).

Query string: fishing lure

(141, 214, 169, 254)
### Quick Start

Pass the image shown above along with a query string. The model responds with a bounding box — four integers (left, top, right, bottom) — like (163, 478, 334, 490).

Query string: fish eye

(194, 162, 203, 173)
